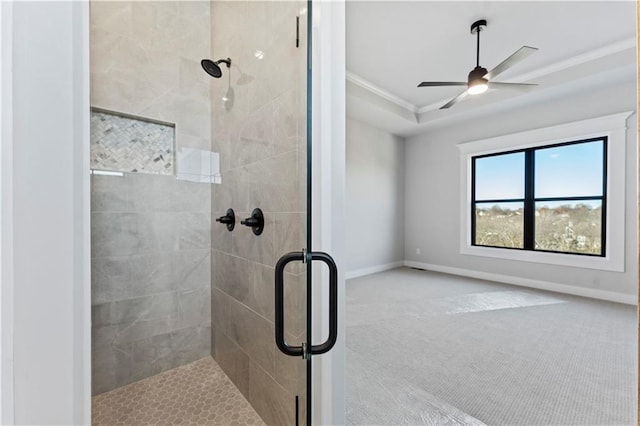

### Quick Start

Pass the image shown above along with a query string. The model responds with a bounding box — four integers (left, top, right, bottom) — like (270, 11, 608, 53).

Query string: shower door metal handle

(275, 251, 305, 357)
(275, 251, 338, 358)
(308, 252, 338, 355)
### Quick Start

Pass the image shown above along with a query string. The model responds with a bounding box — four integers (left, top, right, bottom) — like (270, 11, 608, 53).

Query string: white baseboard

(345, 261, 404, 280)
(404, 260, 637, 305)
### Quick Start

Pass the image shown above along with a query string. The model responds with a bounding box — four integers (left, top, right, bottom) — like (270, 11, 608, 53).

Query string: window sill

(460, 244, 623, 272)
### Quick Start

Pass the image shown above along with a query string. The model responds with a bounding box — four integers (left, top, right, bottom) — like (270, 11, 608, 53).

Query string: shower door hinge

(296, 16, 300, 48)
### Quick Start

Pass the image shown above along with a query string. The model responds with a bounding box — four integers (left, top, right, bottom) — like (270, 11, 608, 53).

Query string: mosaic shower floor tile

(92, 357, 264, 425)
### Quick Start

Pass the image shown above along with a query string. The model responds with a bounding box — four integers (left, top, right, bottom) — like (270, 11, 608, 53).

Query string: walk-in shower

(90, 1, 317, 424)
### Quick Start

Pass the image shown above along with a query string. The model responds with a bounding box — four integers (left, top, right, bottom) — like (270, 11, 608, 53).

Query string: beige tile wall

(210, 2, 308, 425)
(90, 1, 213, 394)
(91, 1, 211, 151)
(91, 173, 212, 395)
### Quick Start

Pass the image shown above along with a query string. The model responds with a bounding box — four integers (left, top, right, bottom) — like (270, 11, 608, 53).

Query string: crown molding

(509, 37, 635, 88)
(346, 71, 418, 114)
(347, 37, 636, 121)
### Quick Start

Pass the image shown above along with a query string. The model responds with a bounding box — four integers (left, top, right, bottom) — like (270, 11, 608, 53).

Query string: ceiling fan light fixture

(467, 65, 489, 95)
(468, 78, 488, 95)
(417, 19, 539, 109)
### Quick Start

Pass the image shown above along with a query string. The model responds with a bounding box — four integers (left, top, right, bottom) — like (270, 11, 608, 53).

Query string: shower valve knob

(241, 208, 264, 236)
(216, 209, 235, 231)
(241, 217, 258, 226)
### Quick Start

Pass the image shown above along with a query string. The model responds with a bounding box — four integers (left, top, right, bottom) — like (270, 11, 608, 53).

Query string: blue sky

(475, 152, 524, 200)
(535, 141, 603, 198)
(475, 141, 604, 201)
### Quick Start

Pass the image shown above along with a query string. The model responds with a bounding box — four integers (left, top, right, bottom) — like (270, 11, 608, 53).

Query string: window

(472, 138, 607, 256)
(458, 112, 630, 272)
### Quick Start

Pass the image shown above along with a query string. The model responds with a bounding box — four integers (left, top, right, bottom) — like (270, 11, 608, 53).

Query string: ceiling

(346, 1, 637, 137)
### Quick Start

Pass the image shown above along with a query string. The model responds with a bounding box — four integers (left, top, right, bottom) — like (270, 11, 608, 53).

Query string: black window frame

(471, 137, 608, 257)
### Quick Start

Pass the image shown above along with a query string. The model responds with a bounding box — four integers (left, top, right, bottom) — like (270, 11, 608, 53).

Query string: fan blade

(488, 82, 538, 90)
(484, 46, 538, 81)
(440, 90, 469, 109)
(418, 81, 468, 87)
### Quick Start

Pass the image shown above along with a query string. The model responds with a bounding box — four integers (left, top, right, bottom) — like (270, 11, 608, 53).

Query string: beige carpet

(346, 267, 637, 425)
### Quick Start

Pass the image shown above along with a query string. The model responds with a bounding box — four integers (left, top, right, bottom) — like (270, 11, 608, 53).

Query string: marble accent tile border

(90, 107, 176, 175)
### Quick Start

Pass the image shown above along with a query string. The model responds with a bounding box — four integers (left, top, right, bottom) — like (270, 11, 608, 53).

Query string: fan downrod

(470, 19, 487, 34)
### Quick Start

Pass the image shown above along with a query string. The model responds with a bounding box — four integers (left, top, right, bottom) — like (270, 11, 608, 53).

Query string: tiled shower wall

(90, 1, 213, 395)
(91, 174, 211, 394)
(210, 2, 308, 425)
(91, 1, 212, 151)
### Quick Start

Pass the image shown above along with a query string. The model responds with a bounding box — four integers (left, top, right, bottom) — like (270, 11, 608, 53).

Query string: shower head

(201, 58, 231, 78)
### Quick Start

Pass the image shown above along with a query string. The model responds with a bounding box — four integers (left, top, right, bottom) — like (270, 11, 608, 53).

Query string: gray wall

(210, 2, 307, 425)
(90, 1, 212, 152)
(404, 78, 638, 297)
(90, 1, 213, 395)
(91, 174, 212, 394)
(346, 119, 405, 274)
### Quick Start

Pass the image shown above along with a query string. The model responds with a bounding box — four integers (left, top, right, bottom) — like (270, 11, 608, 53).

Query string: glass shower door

(209, 1, 338, 425)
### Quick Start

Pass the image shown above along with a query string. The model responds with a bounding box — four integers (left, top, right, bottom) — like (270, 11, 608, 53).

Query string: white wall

(345, 118, 404, 277)
(405, 77, 637, 299)
(311, 1, 346, 424)
(6, 2, 90, 424)
(0, 2, 8, 422)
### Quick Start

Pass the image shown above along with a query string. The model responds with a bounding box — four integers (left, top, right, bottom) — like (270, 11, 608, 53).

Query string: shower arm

(216, 58, 232, 68)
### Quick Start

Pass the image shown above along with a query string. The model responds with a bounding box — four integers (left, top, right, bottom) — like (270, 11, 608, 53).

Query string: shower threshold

(92, 357, 264, 425)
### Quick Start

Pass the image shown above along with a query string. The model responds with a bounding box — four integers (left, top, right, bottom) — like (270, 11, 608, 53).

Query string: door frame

(310, 1, 346, 425)
(1, 1, 91, 424)
(0, 1, 14, 423)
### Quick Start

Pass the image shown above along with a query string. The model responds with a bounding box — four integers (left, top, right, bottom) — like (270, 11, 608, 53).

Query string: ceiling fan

(418, 19, 539, 109)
